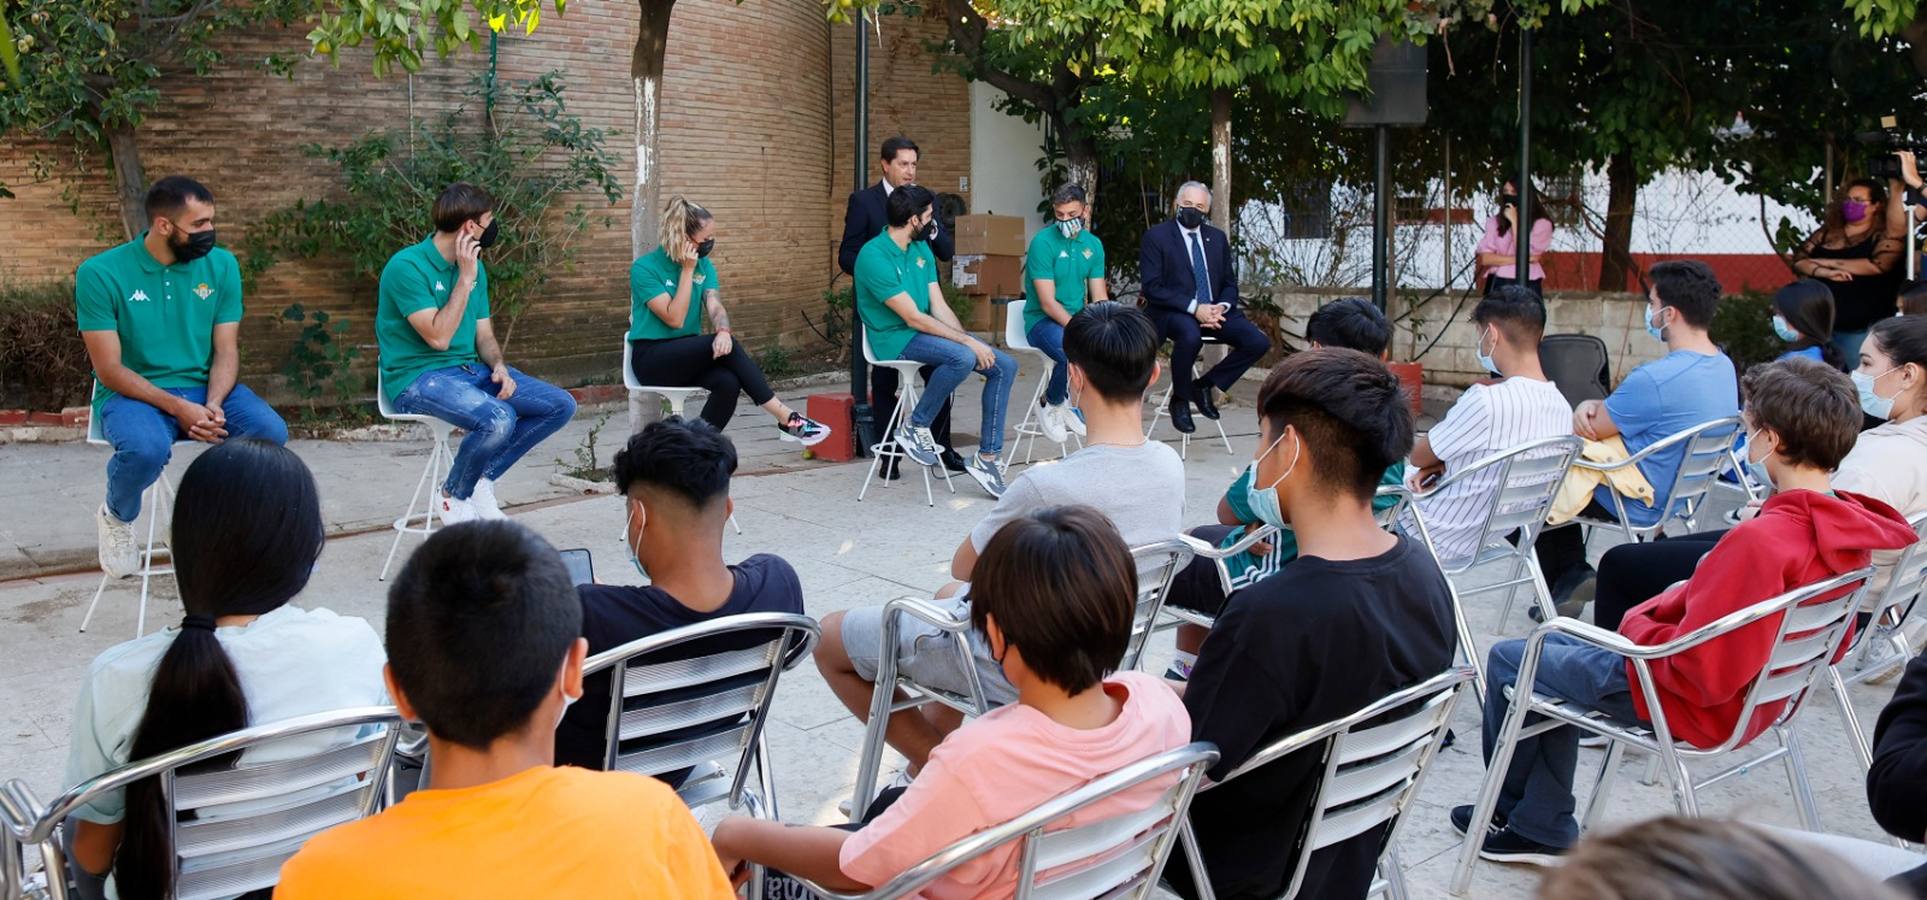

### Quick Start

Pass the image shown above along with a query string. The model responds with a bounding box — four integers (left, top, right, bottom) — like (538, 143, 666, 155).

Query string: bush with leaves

(0, 279, 90, 410)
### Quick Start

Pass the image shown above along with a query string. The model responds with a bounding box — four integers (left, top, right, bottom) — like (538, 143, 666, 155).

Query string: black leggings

(1592, 530, 1725, 630)
(629, 335, 775, 430)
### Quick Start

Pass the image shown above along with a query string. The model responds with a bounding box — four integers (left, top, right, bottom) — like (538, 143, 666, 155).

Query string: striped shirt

(1401, 376, 1573, 564)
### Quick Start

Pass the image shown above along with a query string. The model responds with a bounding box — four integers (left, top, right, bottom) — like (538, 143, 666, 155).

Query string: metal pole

(1372, 124, 1392, 311)
(849, 12, 875, 456)
(1516, 21, 1532, 289)
(1443, 133, 1453, 288)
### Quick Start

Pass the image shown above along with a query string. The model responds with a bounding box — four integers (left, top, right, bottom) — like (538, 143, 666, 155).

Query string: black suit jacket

(837, 181, 954, 276)
(1139, 219, 1237, 315)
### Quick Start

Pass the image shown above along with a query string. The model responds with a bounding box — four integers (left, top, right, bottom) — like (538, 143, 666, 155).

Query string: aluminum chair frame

(1403, 436, 1583, 634)
(849, 541, 1196, 819)
(1565, 416, 1742, 546)
(1005, 297, 1082, 466)
(619, 340, 742, 534)
(80, 380, 192, 636)
(1830, 510, 1927, 771)
(856, 331, 958, 506)
(376, 373, 457, 581)
(0, 707, 402, 900)
(1177, 666, 1476, 900)
(1144, 341, 1236, 460)
(1448, 567, 1877, 894)
(800, 743, 1218, 900)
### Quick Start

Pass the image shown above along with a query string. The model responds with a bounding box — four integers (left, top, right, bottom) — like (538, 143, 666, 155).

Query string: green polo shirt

(854, 231, 938, 361)
(75, 235, 244, 413)
(1022, 227, 1106, 332)
(376, 235, 491, 403)
(627, 248, 719, 340)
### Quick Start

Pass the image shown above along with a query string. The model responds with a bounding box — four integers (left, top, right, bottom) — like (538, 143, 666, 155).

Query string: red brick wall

(2, 1, 973, 403)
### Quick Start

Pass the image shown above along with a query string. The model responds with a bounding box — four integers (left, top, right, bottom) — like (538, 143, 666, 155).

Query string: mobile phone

(559, 548, 594, 586)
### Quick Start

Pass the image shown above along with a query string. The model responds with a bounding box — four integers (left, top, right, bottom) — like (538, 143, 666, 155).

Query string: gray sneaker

(97, 504, 140, 579)
(895, 424, 942, 467)
(965, 454, 1008, 498)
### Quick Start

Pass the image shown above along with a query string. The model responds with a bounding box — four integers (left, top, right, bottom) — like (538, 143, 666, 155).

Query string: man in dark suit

(1139, 181, 1271, 433)
(839, 135, 960, 473)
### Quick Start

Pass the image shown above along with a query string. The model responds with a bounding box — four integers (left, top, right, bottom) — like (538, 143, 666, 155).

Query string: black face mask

(476, 219, 500, 249)
(910, 216, 932, 243)
(170, 227, 218, 263)
(696, 238, 716, 258)
(1499, 194, 1521, 213)
(1176, 207, 1206, 230)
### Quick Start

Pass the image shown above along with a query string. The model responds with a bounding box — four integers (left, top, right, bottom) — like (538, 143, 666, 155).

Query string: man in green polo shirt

(376, 182, 578, 525)
(76, 176, 288, 578)
(1022, 183, 1110, 444)
(854, 184, 1017, 498)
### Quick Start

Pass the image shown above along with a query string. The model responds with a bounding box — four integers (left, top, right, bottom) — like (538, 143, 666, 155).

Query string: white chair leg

(381, 426, 445, 582)
(82, 475, 170, 636)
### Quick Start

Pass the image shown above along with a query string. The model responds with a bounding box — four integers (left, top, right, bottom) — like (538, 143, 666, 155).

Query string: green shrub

(1711, 290, 1782, 374)
(0, 279, 90, 410)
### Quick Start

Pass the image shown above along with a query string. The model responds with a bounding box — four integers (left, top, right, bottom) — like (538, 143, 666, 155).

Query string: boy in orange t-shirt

(277, 521, 732, 899)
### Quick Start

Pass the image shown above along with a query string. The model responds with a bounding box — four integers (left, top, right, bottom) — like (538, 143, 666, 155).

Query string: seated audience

(1162, 297, 1406, 679)
(714, 506, 1192, 899)
(1455, 358, 1916, 865)
(62, 440, 385, 900)
(816, 303, 1182, 772)
(1771, 278, 1843, 367)
(554, 417, 804, 772)
(276, 522, 731, 898)
(1165, 349, 1457, 900)
(1536, 259, 1738, 617)
(1537, 817, 1909, 900)
(1871, 654, 1927, 896)
(1401, 285, 1574, 565)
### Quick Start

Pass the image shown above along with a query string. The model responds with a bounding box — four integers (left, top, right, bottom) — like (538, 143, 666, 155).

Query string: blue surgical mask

(1475, 327, 1499, 375)
(1854, 368, 1900, 421)
(1744, 427, 1776, 491)
(624, 502, 648, 579)
(1242, 431, 1301, 529)
(1771, 315, 1800, 343)
(1645, 306, 1669, 343)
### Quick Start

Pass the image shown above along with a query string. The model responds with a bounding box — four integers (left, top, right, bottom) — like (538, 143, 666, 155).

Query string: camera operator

(1791, 175, 1908, 361)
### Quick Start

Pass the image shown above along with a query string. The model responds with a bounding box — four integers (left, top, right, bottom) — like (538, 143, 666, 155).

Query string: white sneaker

(1038, 401, 1068, 444)
(436, 493, 479, 526)
(1063, 403, 1087, 437)
(470, 479, 509, 520)
(97, 505, 140, 579)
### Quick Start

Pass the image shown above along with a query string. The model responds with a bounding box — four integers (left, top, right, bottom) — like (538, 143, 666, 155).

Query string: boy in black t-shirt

(1166, 350, 1459, 900)
(555, 417, 805, 772)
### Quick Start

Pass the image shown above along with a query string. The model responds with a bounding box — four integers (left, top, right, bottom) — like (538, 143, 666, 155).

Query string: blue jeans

(897, 334, 1016, 458)
(100, 385, 287, 522)
(394, 363, 577, 500)
(1481, 634, 1644, 848)
(1026, 318, 1071, 405)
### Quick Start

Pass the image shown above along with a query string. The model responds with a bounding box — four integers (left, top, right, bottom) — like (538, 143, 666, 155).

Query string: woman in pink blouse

(1477, 180, 1554, 297)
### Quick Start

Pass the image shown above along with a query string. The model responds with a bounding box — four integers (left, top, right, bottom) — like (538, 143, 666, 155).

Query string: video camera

(1860, 115, 1927, 180)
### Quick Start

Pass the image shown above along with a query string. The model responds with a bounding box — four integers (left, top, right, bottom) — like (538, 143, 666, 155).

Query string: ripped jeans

(393, 363, 577, 499)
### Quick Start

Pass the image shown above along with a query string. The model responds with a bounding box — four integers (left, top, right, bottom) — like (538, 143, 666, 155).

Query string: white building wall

(968, 81, 1049, 240)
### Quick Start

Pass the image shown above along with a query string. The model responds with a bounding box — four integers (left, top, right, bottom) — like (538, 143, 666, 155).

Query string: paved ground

(0, 361, 1912, 897)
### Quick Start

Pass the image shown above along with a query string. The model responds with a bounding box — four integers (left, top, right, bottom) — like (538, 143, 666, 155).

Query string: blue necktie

(1188, 231, 1211, 306)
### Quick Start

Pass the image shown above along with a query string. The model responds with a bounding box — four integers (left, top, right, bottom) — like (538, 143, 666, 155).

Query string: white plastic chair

(856, 331, 956, 506)
(376, 374, 456, 582)
(1177, 666, 1475, 900)
(620, 340, 742, 535)
(1449, 566, 1878, 893)
(81, 380, 194, 636)
(0, 707, 402, 900)
(1144, 333, 1235, 460)
(1005, 298, 1081, 466)
(1829, 510, 1927, 771)
(795, 743, 1219, 900)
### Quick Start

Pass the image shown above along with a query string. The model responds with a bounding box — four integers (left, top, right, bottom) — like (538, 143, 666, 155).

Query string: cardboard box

(959, 294, 996, 333)
(952, 253, 1025, 298)
(953, 214, 1027, 257)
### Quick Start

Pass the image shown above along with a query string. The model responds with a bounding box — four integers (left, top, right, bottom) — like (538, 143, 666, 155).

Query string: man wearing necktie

(1138, 182, 1271, 433)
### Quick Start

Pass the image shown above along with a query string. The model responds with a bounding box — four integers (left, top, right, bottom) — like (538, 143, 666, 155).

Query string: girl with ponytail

(61, 440, 387, 899)
(627, 195, 832, 445)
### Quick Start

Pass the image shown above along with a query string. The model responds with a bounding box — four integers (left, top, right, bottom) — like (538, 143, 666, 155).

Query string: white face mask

(624, 501, 647, 579)
(1853, 367, 1901, 421)
(1475, 326, 1499, 374)
(1745, 427, 1776, 490)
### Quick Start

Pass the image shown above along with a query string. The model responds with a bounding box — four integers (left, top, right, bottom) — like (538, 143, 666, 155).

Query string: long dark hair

(1771, 279, 1841, 368)
(115, 440, 325, 899)
(1496, 181, 1553, 238)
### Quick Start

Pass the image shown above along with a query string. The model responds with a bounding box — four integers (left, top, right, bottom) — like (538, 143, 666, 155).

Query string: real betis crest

(193, 283, 214, 300)
(1082, 248, 1093, 259)
(915, 257, 926, 269)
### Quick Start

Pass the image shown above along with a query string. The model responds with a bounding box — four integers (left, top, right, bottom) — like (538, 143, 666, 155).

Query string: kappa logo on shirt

(434, 281, 447, 293)
(663, 279, 675, 288)
(193, 283, 213, 300)
(128, 290, 151, 303)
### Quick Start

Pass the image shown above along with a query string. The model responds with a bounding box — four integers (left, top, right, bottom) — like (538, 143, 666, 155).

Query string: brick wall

(2, 1, 973, 404)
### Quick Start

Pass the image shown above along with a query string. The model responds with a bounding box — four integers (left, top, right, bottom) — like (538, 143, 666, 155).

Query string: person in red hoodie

(1451, 356, 1918, 866)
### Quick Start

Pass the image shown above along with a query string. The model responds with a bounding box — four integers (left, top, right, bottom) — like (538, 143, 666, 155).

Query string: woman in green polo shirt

(628, 197, 828, 446)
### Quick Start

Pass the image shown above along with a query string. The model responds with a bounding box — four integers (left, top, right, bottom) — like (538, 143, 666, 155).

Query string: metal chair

(376, 374, 457, 582)
(1404, 436, 1584, 633)
(619, 340, 741, 535)
(1829, 510, 1927, 771)
(1566, 416, 1742, 545)
(1449, 566, 1878, 893)
(856, 331, 957, 507)
(797, 743, 1218, 900)
(0, 707, 402, 900)
(1144, 342, 1236, 459)
(1176, 666, 1476, 900)
(849, 541, 1197, 818)
(80, 381, 193, 636)
(1005, 297, 1082, 466)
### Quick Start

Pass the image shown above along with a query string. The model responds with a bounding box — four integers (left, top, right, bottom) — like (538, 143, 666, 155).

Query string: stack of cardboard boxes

(949, 214, 1027, 333)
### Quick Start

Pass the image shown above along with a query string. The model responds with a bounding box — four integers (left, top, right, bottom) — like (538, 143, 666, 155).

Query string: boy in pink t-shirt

(712, 506, 1192, 899)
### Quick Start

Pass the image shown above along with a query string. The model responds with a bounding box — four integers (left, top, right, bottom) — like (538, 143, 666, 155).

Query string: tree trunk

(1062, 125, 1099, 212)
(630, 0, 675, 259)
(105, 124, 148, 240)
(1597, 151, 1639, 292)
(1210, 89, 1232, 233)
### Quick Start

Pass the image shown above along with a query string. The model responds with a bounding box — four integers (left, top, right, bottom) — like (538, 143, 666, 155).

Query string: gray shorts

(840, 590, 1018, 707)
